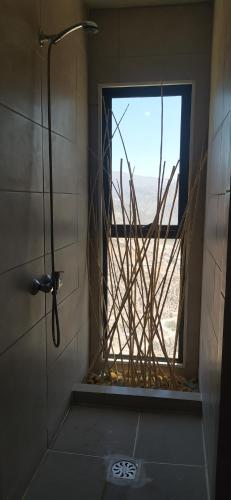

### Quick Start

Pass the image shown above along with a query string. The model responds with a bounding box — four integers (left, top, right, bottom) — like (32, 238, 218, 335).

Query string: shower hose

(47, 43, 61, 347)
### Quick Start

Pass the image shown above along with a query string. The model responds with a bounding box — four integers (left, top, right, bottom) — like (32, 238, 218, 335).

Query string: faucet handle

(31, 274, 53, 295)
(31, 272, 64, 295)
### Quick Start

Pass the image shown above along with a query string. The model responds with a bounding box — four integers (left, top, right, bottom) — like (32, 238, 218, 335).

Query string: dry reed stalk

(122, 149, 180, 374)
(87, 93, 207, 389)
(107, 178, 178, 376)
(91, 162, 180, 384)
(93, 154, 144, 380)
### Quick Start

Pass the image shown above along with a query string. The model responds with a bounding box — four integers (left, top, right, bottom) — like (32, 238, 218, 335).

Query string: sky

(112, 95, 182, 179)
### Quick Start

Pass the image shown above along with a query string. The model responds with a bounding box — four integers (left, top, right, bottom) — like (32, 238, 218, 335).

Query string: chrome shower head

(82, 20, 99, 35)
(39, 20, 99, 47)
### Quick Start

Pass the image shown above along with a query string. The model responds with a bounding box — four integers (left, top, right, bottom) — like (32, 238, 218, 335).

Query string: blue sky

(112, 95, 182, 179)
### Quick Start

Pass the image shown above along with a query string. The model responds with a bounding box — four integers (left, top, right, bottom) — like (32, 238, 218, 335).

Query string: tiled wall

(0, 0, 89, 498)
(88, 3, 212, 376)
(199, 0, 231, 498)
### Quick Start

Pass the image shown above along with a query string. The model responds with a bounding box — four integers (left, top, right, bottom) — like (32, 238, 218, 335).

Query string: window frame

(102, 84, 192, 364)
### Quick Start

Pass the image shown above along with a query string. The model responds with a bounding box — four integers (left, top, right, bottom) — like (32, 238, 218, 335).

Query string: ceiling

(87, 0, 211, 9)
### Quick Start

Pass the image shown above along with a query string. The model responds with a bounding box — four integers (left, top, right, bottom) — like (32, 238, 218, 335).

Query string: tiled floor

(24, 406, 207, 499)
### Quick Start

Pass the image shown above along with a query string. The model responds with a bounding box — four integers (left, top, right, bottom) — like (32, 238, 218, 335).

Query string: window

(102, 84, 192, 363)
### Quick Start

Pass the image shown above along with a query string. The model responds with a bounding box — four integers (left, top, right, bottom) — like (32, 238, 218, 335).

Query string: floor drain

(111, 460, 137, 480)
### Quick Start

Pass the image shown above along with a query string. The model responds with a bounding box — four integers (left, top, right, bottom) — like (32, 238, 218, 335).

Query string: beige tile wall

(199, 0, 231, 498)
(88, 3, 212, 376)
(0, 0, 89, 498)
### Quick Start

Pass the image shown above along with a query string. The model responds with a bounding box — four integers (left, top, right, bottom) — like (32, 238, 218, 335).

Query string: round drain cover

(111, 460, 137, 480)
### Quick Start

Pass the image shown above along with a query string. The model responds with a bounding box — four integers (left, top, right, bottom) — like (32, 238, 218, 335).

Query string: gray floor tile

(24, 451, 106, 500)
(135, 412, 204, 465)
(53, 406, 139, 457)
(103, 462, 207, 500)
(24, 407, 207, 500)
(103, 483, 130, 500)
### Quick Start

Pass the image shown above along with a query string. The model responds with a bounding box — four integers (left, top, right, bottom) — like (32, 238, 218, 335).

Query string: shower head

(39, 20, 99, 47)
(82, 20, 99, 34)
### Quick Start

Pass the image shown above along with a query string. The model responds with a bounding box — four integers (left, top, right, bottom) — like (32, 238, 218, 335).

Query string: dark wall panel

(199, 0, 231, 498)
(0, 0, 89, 498)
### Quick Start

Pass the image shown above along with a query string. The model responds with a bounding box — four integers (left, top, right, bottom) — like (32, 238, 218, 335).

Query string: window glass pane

(111, 95, 182, 225)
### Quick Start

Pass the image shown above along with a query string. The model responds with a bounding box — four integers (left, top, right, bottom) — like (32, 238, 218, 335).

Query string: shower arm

(39, 21, 99, 47)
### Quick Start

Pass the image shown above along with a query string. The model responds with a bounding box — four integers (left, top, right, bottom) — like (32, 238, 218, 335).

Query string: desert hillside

(112, 171, 178, 225)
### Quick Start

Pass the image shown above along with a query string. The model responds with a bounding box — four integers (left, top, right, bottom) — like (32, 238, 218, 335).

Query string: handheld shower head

(82, 21, 99, 35)
(39, 20, 99, 47)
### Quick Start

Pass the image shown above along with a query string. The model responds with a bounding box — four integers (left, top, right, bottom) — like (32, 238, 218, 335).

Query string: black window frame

(102, 84, 192, 364)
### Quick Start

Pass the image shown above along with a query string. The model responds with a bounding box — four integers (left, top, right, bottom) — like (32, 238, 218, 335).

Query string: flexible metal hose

(47, 43, 61, 348)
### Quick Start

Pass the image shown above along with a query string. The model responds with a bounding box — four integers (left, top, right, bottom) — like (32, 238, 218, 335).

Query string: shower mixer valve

(31, 272, 63, 295)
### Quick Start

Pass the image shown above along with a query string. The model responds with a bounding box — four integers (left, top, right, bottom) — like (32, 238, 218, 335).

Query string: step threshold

(71, 383, 202, 415)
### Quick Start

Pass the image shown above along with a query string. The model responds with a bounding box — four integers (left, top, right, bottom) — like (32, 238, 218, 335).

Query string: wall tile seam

(118, 8, 121, 79)
(22, 447, 50, 499)
(40, 60, 79, 143)
(45, 241, 79, 257)
(201, 419, 211, 500)
(0, 101, 44, 129)
(203, 428, 219, 480)
(42, 124, 78, 144)
(90, 4, 212, 11)
(200, 373, 217, 398)
(40, 29, 46, 136)
(200, 388, 220, 413)
(89, 79, 210, 101)
(0, 195, 82, 209)
(38, 4, 43, 133)
(216, 191, 229, 197)
(38, 0, 42, 39)
(0, 190, 83, 196)
(206, 190, 229, 198)
(47, 336, 78, 378)
(43, 191, 82, 196)
(0, 316, 46, 360)
(47, 407, 71, 450)
(41, 56, 48, 440)
(46, 330, 80, 373)
(45, 286, 80, 315)
(0, 255, 45, 279)
(44, 239, 79, 257)
(0, 242, 79, 279)
(89, 50, 212, 59)
(204, 396, 220, 418)
(203, 300, 221, 346)
(47, 396, 73, 445)
(74, 52, 78, 106)
(0, 189, 44, 194)
(208, 109, 231, 145)
(201, 392, 220, 422)
(205, 245, 224, 273)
